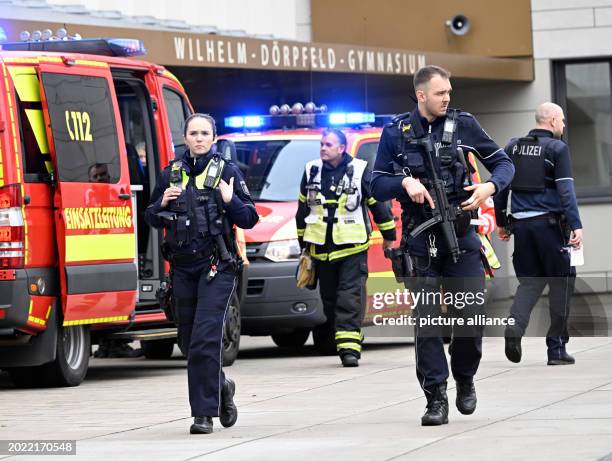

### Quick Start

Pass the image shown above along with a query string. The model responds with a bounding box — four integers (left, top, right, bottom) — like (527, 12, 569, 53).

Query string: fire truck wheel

(42, 324, 90, 387)
(142, 339, 175, 359)
(271, 328, 310, 348)
(222, 292, 241, 367)
(313, 323, 337, 356)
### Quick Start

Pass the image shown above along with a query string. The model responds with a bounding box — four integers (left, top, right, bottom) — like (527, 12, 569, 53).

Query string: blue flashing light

(106, 38, 146, 57)
(244, 115, 265, 128)
(0, 27, 7, 43)
(328, 112, 375, 125)
(225, 115, 265, 129)
(225, 116, 245, 129)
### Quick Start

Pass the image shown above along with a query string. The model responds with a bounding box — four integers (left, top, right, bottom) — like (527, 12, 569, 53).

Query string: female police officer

(145, 113, 258, 434)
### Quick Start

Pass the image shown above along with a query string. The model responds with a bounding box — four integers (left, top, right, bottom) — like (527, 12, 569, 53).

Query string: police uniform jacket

(145, 148, 259, 257)
(371, 108, 515, 255)
(493, 128, 581, 230)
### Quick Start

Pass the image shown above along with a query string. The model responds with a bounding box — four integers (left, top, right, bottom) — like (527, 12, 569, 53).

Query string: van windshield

(233, 139, 320, 201)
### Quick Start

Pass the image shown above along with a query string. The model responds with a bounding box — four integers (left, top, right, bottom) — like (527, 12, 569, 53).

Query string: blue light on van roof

(244, 116, 265, 128)
(106, 38, 147, 57)
(328, 112, 375, 125)
(224, 115, 265, 129)
(225, 116, 245, 128)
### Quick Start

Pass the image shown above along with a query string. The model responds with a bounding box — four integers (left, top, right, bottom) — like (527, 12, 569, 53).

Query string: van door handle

(118, 193, 131, 200)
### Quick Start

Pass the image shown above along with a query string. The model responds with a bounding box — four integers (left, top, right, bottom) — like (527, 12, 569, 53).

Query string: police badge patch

(240, 180, 250, 196)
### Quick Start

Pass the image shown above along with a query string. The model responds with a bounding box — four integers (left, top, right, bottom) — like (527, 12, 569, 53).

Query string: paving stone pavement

(1, 336, 611, 461)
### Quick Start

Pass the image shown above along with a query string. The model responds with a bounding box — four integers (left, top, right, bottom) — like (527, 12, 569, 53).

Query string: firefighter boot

(421, 382, 449, 426)
(455, 380, 477, 415)
(340, 351, 359, 367)
(190, 416, 213, 434)
(220, 378, 238, 428)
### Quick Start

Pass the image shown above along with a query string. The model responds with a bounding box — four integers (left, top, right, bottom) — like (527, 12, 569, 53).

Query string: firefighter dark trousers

(317, 251, 367, 358)
(172, 258, 237, 417)
(508, 216, 576, 360)
(411, 231, 485, 392)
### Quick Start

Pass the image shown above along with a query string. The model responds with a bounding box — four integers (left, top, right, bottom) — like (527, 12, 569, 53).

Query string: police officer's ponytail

(183, 113, 217, 138)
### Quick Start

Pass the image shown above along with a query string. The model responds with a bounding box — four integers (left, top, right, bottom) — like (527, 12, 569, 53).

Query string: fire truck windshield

(234, 139, 320, 201)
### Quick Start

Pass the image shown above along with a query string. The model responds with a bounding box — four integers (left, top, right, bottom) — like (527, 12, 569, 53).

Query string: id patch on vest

(240, 180, 250, 196)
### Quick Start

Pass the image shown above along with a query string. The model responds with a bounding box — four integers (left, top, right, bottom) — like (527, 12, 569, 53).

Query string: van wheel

(142, 339, 175, 359)
(42, 324, 90, 387)
(222, 292, 241, 366)
(313, 323, 337, 356)
(8, 324, 90, 388)
(272, 329, 310, 348)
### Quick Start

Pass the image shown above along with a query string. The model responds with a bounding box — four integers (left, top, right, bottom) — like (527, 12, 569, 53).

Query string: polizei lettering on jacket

(64, 206, 132, 230)
(512, 144, 542, 156)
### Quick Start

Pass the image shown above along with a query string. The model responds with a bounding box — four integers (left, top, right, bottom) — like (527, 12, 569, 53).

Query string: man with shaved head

(494, 102, 583, 366)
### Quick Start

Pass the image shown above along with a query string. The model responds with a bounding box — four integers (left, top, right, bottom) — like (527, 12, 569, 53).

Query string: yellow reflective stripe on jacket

(377, 220, 395, 231)
(298, 192, 306, 202)
(310, 242, 370, 262)
(367, 197, 377, 206)
(296, 228, 305, 237)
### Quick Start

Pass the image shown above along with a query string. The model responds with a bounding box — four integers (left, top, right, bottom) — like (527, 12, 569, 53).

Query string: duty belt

(168, 247, 215, 266)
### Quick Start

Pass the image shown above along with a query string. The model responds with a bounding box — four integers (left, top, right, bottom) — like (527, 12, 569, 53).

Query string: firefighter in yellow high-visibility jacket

(296, 128, 396, 367)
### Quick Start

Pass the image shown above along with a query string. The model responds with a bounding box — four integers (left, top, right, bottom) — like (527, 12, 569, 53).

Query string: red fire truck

(0, 34, 243, 387)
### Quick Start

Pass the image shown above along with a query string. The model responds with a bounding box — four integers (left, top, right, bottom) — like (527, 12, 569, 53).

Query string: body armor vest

(394, 109, 471, 204)
(303, 158, 369, 245)
(509, 135, 555, 192)
(165, 155, 226, 247)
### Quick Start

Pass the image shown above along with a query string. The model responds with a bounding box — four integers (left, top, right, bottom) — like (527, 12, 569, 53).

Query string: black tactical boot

(504, 327, 522, 363)
(190, 416, 213, 434)
(421, 382, 449, 426)
(547, 351, 575, 366)
(220, 378, 238, 428)
(455, 380, 477, 415)
(340, 352, 359, 367)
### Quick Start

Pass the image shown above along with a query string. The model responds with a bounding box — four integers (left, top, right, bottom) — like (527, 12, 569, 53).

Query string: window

(162, 87, 190, 154)
(41, 73, 120, 183)
(554, 60, 612, 198)
(355, 141, 379, 171)
(233, 139, 320, 201)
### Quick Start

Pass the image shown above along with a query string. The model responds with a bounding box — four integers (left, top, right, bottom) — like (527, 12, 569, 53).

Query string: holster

(156, 275, 177, 325)
(384, 247, 414, 282)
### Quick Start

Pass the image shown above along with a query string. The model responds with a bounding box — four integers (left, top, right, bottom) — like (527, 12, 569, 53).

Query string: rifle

(407, 135, 464, 263)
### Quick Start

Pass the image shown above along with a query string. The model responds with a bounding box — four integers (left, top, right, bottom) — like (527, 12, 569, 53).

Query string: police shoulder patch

(240, 180, 250, 196)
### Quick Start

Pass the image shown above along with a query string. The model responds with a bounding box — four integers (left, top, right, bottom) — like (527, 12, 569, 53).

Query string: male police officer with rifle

(372, 65, 514, 426)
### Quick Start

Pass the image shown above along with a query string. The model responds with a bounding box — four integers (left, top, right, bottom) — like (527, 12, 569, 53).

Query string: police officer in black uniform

(296, 128, 396, 367)
(371, 65, 514, 426)
(494, 102, 583, 366)
(145, 114, 258, 434)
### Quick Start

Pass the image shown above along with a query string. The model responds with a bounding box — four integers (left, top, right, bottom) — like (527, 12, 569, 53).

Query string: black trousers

(173, 259, 236, 417)
(317, 251, 368, 357)
(410, 230, 485, 392)
(509, 216, 576, 358)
